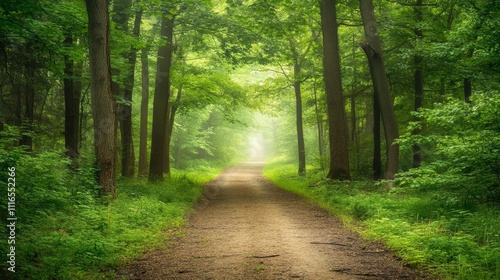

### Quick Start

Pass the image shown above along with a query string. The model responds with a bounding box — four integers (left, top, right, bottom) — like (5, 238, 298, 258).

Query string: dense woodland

(0, 0, 499, 279)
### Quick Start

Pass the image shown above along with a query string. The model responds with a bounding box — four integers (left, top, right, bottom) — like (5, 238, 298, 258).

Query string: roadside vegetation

(0, 146, 224, 279)
(264, 93, 500, 280)
(265, 160, 500, 280)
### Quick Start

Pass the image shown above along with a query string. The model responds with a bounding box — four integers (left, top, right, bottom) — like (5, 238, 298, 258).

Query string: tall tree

(290, 38, 306, 176)
(122, 7, 142, 178)
(138, 45, 150, 177)
(163, 53, 184, 175)
(85, 0, 117, 197)
(360, 0, 399, 180)
(111, 0, 140, 178)
(373, 89, 382, 179)
(64, 33, 80, 168)
(149, 6, 176, 181)
(320, 0, 351, 180)
(20, 50, 35, 150)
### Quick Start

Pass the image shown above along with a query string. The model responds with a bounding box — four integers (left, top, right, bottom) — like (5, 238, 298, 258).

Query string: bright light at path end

(248, 134, 266, 161)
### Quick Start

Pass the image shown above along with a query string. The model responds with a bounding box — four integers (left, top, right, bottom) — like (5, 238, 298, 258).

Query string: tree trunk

(163, 84, 183, 174)
(120, 8, 141, 178)
(373, 89, 382, 180)
(64, 34, 80, 168)
(162, 93, 172, 175)
(320, 0, 351, 180)
(21, 55, 35, 151)
(464, 76, 472, 103)
(164, 54, 185, 173)
(464, 43, 476, 103)
(149, 11, 175, 181)
(313, 81, 325, 170)
(77, 60, 87, 150)
(138, 46, 149, 177)
(74, 55, 84, 150)
(12, 84, 22, 127)
(412, 0, 424, 168)
(85, 0, 117, 198)
(293, 63, 306, 176)
(111, 0, 131, 177)
(289, 38, 306, 176)
(360, 0, 399, 180)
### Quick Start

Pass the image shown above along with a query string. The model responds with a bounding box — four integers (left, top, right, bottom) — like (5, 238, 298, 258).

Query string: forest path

(119, 162, 428, 280)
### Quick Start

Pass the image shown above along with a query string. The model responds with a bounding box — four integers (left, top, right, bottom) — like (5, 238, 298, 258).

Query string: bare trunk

(373, 89, 382, 180)
(163, 84, 183, 174)
(464, 77, 472, 103)
(138, 46, 149, 177)
(21, 56, 35, 150)
(320, 0, 350, 180)
(313, 82, 325, 170)
(64, 34, 80, 168)
(85, 0, 117, 198)
(294, 70, 306, 176)
(149, 11, 175, 181)
(464, 41, 476, 103)
(292, 59, 306, 175)
(360, 0, 399, 180)
(75, 58, 84, 150)
(120, 8, 141, 178)
(288, 38, 306, 176)
(162, 95, 172, 175)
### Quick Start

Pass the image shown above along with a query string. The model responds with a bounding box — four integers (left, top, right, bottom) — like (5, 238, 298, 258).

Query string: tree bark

(289, 38, 306, 176)
(64, 34, 80, 168)
(85, 0, 117, 198)
(464, 36, 478, 103)
(120, 7, 141, 178)
(138, 46, 149, 177)
(464, 76, 472, 103)
(320, 0, 351, 180)
(293, 63, 306, 176)
(360, 0, 399, 180)
(313, 81, 325, 170)
(20, 54, 35, 151)
(111, 0, 134, 178)
(163, 84, 183, 174)
(149, 10, 175, 181)
(373, 89, 382, 180)
(162, 91, 172, 175)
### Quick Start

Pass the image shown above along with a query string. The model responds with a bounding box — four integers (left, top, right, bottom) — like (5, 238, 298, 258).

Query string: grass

(263, 159, 500, 280)
(0, 150, 225, 279)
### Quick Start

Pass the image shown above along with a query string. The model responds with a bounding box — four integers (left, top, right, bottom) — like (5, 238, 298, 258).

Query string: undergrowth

(263, 159, 500, 280)
(0, 148, 222, 279)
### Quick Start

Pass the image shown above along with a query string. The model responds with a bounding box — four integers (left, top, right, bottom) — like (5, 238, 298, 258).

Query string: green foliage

(171, 105, 252, 169)
(0, 149, 221, 279)
(264, 159, 500, 280)
(398, 93, 500, 204)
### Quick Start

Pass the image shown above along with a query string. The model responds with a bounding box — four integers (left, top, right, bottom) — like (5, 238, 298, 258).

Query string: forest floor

(118, 162, 430, 280)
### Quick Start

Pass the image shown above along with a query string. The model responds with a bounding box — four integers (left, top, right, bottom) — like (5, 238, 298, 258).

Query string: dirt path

(119, 162, 429, 279)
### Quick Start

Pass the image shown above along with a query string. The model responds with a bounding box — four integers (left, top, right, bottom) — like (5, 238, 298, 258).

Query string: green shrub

(264, 158, 500, 280)
(0, 148, 221, 279)
(398, 93, 500, 204)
